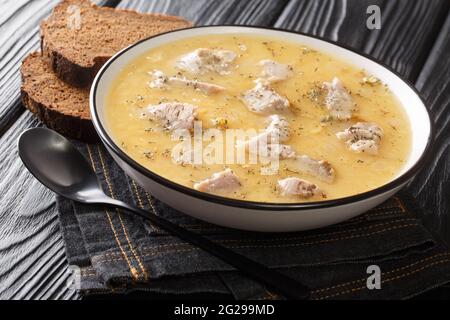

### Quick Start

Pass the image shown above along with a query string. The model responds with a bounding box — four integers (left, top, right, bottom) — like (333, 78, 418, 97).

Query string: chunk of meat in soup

(277, 177, 322, 198)
(246, 114, 290, 145)
(247, 143, 297, 160)
(241, 83, 290, 114)
(285, 155, 335, 183)
(239, 115, 294, 159)
(148, 70, 225, 94)
(323, 77, 353, 120)
(143, 102, 197, 132)
(266, 115, 290, 142)
(194, 169, 241, 193)
(336, 122, 383, 155)
(348, 139, 378, 154)
(257, 59, 293, 83)
(175, 48, 237, 75)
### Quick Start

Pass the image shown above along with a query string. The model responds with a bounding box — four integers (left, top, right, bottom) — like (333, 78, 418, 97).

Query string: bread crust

(40, 0, 192, 88)
(41, 35, 108, 88)
(21, 52, 98, 142)
(21, 89, 98, 141)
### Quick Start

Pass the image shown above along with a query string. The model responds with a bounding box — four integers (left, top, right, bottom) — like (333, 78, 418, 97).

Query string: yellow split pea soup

(104, 34, 411, 203)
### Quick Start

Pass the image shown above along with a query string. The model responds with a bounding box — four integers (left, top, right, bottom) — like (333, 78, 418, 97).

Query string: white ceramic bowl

(90, 26, 433, 232)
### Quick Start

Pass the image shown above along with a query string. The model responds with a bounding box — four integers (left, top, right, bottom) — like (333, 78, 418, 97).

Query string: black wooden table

(0, 0, 449, 300)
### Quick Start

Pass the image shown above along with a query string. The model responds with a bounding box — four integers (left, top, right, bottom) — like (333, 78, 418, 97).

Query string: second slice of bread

(21, 52, 96, 141)
(41, 0, 192, 87)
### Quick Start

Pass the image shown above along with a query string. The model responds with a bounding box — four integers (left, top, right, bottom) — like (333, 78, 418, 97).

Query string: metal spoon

(18, 127, 310, 299)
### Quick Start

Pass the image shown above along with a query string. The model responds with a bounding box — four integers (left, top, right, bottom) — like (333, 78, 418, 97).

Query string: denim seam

(393, 196, 407, 212)
(96, 219, 421, 259)
(312, 252, 450, 296)
(147, 209, 404, 233)
(140, 219, 419, 249)
(86, 144, 136, 278)
(145, 191, 164, 230)
(315, 256, 450, 300)
(147, 205, 405, 233)
(130, 179, 159, 234)
(128, 178, 152, 280)
(144, 223, 418, 251)
(92, 223, 420, 266)
(97, 145, 147, 280)
(88, 252, 450, 299)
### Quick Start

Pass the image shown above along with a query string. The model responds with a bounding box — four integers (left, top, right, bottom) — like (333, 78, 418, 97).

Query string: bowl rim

(90, 25, 434, 211)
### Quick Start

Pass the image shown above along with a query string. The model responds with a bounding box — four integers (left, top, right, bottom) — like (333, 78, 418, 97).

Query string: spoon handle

(104, 197, 310, 300)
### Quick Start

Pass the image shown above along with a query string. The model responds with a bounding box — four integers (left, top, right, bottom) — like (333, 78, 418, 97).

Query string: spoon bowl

(18, 128, 103, 203)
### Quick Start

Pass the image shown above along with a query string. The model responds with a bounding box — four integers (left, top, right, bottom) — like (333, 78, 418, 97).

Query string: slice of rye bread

(41, 0, 192, 88)
(21, 52, 96, 141)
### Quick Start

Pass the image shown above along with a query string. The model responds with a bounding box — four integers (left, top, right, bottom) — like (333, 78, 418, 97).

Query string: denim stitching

(315, 257, 450, 300)
(129, 179, 158, 233)
(86, 144, 136, 278)
(93, 223, 419, 265)
(312, 252, 450, 297)
(128, 179, 153, 279)
(98, 220, 419, 258)
(97, 145, 146, 280)
(140, 219, 418, 250)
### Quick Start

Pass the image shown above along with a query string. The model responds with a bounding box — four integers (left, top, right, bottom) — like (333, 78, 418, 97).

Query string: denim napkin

(57, 141, 450, 299)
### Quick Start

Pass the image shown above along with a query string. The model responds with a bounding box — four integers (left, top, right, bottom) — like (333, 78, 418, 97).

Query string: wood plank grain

(0, 0, 117, 300)
(407, 12, 450, 245)
(0, 112, 78, 300)
(0, 0, 60, 136)
(275, 0, 449, 81)
(116, 0, 288, 25)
